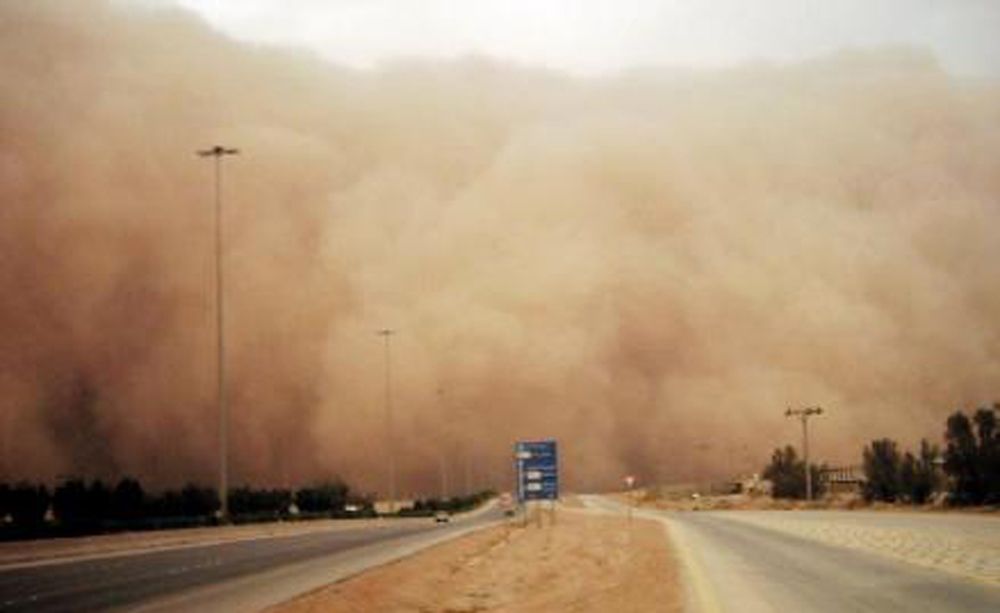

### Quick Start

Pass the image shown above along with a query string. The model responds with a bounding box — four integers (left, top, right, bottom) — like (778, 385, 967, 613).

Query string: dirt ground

(271, 508, 682, 613)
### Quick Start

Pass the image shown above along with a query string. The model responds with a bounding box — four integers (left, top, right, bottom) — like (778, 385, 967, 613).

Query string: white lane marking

(658, 516, 723, 613)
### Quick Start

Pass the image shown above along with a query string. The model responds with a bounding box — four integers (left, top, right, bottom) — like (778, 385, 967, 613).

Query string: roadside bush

(9, 482, 49, 528)
(295, 481, 349, 514)
(229, 486, 291, 517)
(0, 477, 372, 538)
(145, 483, 218, 518)
(52, 478, 116, 528)
(762, 446, 824, 499)
(901, 440, 939, 504)
(0, 483, 9, 520)
(110, 477, 145, 521)
(0, 474, 387, 538)
(407, 490, 495, 515)
(180, 484, 218, 517)
(53, 479, 90, 525)
(146, 488, 184, 517)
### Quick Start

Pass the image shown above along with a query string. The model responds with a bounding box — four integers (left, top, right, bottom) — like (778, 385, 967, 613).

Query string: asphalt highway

(0, 508, 502, 612)
(670, 511, 1000, 613)
(582, 496, 999, 612)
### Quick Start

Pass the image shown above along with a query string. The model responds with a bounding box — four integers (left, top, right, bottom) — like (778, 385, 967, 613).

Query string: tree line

(0, 478, 372, 540)
(761, 446, 825, 499)
(401, 489, 496, 516)
(764, 404, 999, 505)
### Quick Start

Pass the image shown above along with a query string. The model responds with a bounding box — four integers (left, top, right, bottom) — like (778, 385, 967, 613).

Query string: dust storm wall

(1, 1, 998, 492)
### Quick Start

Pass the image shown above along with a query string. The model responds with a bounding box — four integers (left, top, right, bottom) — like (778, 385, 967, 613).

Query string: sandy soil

(271, 508, 681, 613)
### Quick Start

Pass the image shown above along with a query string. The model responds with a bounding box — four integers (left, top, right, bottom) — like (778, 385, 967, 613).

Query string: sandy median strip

(271, 509, 682, 612)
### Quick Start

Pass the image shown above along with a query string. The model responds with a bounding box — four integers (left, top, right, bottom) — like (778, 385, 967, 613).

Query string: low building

(820, 465, 865, 495)
(373, 500, 414, 515)
(733, 473, 773, 496)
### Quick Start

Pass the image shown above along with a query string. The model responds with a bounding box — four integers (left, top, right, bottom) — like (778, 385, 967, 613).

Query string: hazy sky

(6, 0, 999, 489)
(165, 0, 1000, 77)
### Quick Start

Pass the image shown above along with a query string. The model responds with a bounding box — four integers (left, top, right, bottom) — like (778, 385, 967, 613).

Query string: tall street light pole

(438, 454, 449, 501)
(436, 387, 449, 501)
(198, 145, 239, 521)
(377, 328, 397, 514)
(463, 440, 472, 495)
(785, 406, 823, 501)
(460, 404, 474, 495)
(435, 387, 474, 496)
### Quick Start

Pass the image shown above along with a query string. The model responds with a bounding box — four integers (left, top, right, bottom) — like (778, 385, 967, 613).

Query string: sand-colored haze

(1, 0, 998, 493)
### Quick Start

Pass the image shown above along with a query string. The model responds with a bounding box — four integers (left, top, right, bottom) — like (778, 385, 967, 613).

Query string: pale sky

(163, 0, 1000, 77)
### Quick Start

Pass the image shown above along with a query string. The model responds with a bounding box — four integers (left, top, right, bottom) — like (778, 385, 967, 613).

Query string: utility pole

(624, 475, 636, 526)
(197, 145, 239, 522)
(377, 329, 397, 514)
(785, 406, 823, 501)
(438, 454, 449, 501)
(461, 404, 475, 495)
(436, 387, 449, 501)
(463, 442, 472, 495)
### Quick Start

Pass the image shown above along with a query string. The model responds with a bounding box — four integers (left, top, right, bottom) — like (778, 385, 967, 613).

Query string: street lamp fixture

(377, 328, 397, 514)
(785, 405, 823, 501)
(197, 145, 239, 521)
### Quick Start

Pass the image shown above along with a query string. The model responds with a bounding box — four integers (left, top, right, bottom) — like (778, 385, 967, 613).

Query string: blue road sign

(515, 440, 558, 502)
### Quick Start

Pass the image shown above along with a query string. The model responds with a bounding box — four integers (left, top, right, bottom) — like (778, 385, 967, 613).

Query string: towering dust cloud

(1, 1, 998, 492)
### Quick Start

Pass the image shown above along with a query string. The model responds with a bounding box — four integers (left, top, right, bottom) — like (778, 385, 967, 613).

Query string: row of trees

(402, 489, 496, 516)
(863, 406, 998, 505)
(861, 439, 938, 503)
(0, 477, 371, 538)
(943, 407, 999, 504)
(763, 405, 999, 505)
(761, 446, 825, 499)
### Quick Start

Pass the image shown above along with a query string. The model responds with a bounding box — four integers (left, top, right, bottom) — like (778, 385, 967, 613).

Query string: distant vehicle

(434, 511, 450, 523)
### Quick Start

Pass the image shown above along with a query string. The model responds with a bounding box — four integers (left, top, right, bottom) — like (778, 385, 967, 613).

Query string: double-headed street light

(198, 145, 239, 521)
(785, 405, 823, 501)
(377, 328, 397, 514)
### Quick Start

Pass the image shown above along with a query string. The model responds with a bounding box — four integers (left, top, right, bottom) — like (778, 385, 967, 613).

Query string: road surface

(584, 496, 1000, 613)
(0, 507, 501, 612)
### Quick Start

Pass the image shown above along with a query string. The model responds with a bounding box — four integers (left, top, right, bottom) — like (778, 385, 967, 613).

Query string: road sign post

(514, 440, 559, 527)
(624, 474, 636, 525)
